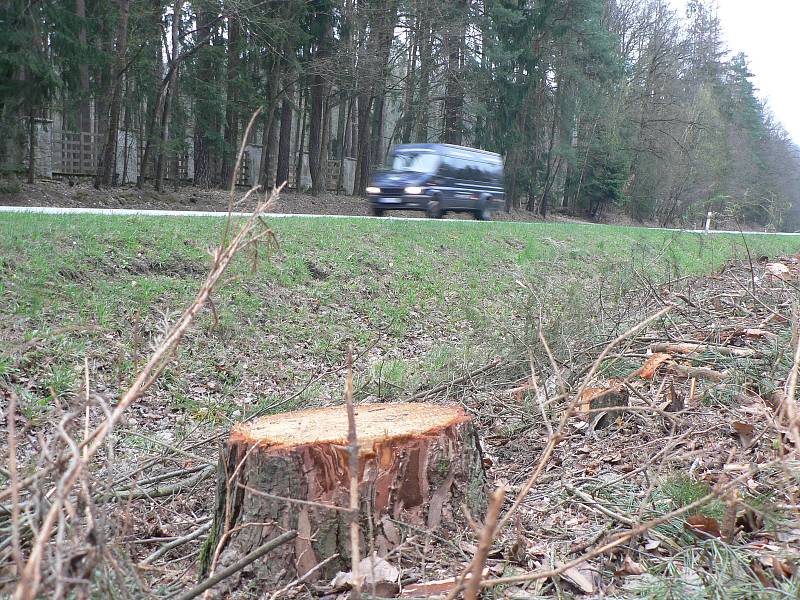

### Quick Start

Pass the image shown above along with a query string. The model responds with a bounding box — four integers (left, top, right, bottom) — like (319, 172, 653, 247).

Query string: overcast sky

(669, 0, 800, 144)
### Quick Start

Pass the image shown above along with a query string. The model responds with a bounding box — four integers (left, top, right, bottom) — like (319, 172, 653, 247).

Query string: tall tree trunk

(75, 0, 92, 133)
(95, 16, 113, 145)
(442, 0, 466, 145)
(95, 0, 131, 188)
(137, 85, 166, 189)
(155, 0, 181, 192)
(260, 112, 278, 190)
(353, 0, 398, 193)
(221, 17, 241, 189)
(121, 78, 130, 184)
(370, 95, 385, 167)
(294, 90, 307, 191)
(27, 107, 35, 184)
(334, 95, 347, 160)
(137, 7, 167, 190)
(414, 17, 432, 142)
(275, 79, 294, 188)
(309, 8, 331, 195)
(354, 92, 371, 194)
(336, 98, 353, 193)
(370, 1, 398, 166)
(192, 1, 218, 188)
(400, 20, 418, 144)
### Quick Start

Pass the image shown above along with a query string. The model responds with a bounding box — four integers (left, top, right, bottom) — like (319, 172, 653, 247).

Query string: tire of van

(475, 197, 493, 221)
(426, 198, 443, 219)
(371, 207, 385, 217)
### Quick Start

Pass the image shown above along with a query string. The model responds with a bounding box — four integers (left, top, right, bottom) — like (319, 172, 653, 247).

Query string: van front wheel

(371, 207, 385, 217)
(426, 199, 443, 219)
(475, 201, 493, 221)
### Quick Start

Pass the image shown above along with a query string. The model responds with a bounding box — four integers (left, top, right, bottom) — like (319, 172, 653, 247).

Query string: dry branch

(650, 341, 756, 358)
(173, 530, 297, 600)
(463, 486, 505, 600)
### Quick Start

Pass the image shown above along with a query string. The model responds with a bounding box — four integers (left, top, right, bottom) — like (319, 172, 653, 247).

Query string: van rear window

(440, 155, 501, 183)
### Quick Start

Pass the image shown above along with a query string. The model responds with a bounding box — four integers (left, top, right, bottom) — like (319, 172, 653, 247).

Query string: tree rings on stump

(201, 402, 486, 593)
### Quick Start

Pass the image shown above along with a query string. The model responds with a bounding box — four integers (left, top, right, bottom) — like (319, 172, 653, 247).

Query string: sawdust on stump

(200, 402, 487, 592)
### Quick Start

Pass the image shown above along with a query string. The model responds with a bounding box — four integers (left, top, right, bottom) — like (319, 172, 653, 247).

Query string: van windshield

(391, 152, 440, 173)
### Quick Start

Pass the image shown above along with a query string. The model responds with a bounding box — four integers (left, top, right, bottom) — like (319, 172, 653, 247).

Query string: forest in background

(1, 0, 799, 229)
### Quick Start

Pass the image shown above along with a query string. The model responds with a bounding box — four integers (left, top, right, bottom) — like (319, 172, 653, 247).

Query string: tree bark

(27, 109, 35, 184)
(400, 20, 418, 144)
(155, 0, 181, 192)
(294, 90, 307, 191)
(192, 1, 219, 188)
(201, 403, 486, 595)
(442, 0, 466, 145)
(75, 0, 92, 133)
(275, 79, 294, 188)
(309, 10, 331, 195)
(414, 16, 432, 142)
(354, 92, 372, 194)
(95, 0, 131, 188)
(259, 109, 277, 190)
(221, 16, 241, 189)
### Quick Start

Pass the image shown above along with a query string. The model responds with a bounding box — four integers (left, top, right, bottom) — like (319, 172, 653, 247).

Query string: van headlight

(404, 186, 424, 195)
(365, 186, 380, 194)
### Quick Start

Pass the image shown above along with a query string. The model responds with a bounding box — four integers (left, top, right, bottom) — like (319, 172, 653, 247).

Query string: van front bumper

(369, 194, 429, 210)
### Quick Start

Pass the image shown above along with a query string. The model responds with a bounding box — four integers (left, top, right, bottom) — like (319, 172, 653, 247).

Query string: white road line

(0, 205, 799, 236)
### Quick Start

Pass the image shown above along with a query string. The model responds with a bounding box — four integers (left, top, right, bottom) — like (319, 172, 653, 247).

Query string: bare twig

(171, 530, 297, 600)
(108, 466, 214, 501)
(7, 391, 22, 575)
(140, 520, 212, 566)
(784, 312, 800, 450)
(464, 486, 506, 600)
(412, 357, 503, 399)
(268, 553, 341, 600)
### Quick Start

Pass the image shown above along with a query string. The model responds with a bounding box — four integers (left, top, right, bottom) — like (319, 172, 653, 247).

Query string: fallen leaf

(643, 538, 661, 551)
(508, 383, 533, 402)
(685, 514, 722, 539)
(732, 422, 755, 447)
(765, 262, 790, 280)
(640, 353, 672, 380)
(400, 570, 489, 598)
(741, 328, 777, 339)
(772, 557, 796, 579)
(615, 555, 647, 576)
(750, 559, 773, 587)
(331, 554, 399, 590)
(560, 565, 595, 593)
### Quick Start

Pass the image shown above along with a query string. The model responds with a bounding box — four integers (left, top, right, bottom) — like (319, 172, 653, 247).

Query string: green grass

(2, 213, 799, 421)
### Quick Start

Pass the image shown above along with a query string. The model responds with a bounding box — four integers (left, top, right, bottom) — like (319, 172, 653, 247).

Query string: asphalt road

(1, 205, 798, 236)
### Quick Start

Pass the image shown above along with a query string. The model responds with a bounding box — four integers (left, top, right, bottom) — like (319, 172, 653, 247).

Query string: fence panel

(52, 131, 101, 175)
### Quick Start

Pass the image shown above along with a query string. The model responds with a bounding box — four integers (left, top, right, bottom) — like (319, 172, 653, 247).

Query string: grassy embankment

(1, 214, 799, 428)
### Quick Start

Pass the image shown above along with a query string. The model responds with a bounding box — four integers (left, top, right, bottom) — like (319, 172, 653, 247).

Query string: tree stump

(201, 402, 486, 593)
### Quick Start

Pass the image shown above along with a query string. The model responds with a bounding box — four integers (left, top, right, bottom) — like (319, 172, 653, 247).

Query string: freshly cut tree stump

(201, 402, 486, 592)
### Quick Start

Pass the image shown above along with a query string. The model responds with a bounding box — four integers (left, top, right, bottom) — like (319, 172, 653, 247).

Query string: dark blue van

(366, 144, 504, 220)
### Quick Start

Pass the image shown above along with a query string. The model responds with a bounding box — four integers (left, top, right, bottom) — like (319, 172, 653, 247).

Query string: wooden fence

(46, 130, 351, 190)
(52, 131, 101, 175)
